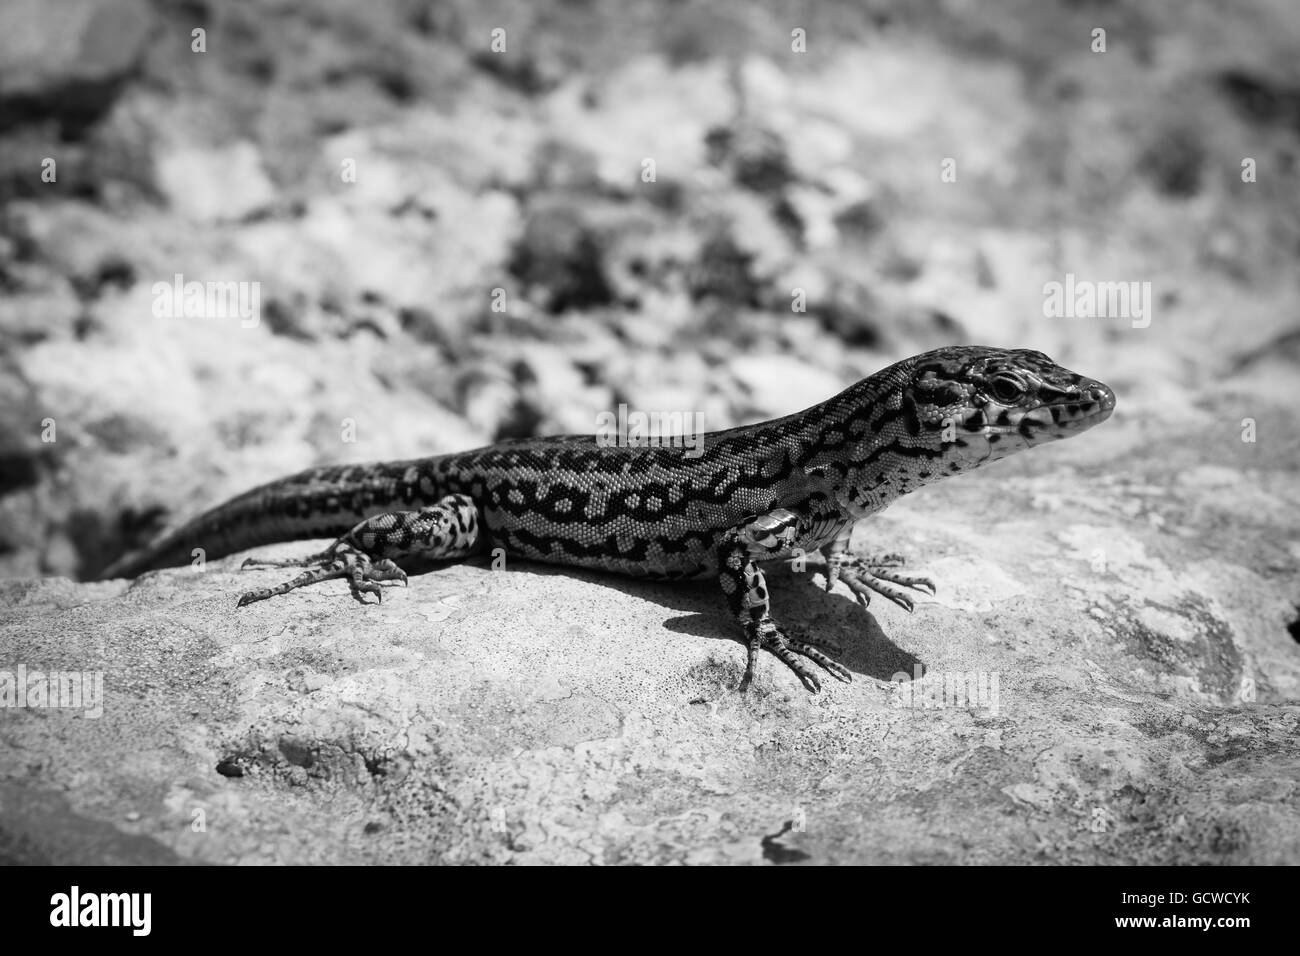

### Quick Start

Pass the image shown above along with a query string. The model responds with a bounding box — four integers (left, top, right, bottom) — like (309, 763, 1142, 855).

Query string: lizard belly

(432, 432, 826, 580)
(480, 497, 843, 580)
(482, 506, 724, 580)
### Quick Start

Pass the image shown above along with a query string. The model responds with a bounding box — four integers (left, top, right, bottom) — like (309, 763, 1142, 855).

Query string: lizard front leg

(236, 493, 480, 607)
(717, 511, 853, 693)
(821, 526, 936, 613)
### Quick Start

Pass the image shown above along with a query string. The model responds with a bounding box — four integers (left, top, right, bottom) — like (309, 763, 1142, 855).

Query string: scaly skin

(101, 346, 1115, 691)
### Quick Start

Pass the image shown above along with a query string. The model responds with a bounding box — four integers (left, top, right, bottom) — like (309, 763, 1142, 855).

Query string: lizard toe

(828, 557, 935, 613)
(786, 640, 852, 683)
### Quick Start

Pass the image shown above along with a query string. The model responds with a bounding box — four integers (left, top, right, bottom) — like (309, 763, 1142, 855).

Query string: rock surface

(2, 0, 1300, 864)
(3, 400, 1297, 863)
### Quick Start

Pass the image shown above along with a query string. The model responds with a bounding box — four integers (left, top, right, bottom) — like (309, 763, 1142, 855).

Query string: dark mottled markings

(901, 392, 922, 436)
(106, 345, 1111, 581)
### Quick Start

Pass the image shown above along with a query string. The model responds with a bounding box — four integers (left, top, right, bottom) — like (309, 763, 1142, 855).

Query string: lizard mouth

(1021, 380, 1116, 442)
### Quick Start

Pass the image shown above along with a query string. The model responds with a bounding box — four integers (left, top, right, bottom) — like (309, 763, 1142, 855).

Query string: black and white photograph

(0, 0, 1295, 901)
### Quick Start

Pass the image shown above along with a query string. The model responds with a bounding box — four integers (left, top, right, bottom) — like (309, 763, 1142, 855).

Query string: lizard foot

(237, 544, 407, 607)
(824, 555, 935, 613)
(740, 616, 852, 693)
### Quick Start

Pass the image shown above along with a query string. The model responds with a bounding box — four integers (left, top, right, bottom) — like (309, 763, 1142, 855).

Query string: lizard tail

(97, 459, 426, 579)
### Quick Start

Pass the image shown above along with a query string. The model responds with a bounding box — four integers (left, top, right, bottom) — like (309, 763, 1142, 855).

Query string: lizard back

(98, 365, 903, 579)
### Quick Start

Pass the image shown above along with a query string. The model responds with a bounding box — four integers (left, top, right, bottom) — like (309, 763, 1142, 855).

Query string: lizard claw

(824, 556, 936, 613)
(911, 577, 937, 596)
(739, 618, 852, 692)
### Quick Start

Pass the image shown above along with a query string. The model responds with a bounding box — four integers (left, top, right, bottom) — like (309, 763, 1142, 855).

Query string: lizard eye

(989, 376, 1025, 403)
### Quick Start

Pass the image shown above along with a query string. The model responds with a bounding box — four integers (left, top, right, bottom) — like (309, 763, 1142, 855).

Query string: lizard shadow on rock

(469, 557, 923, 684)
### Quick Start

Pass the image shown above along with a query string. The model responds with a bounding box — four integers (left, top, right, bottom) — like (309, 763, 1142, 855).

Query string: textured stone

(0, 0, 153, 134)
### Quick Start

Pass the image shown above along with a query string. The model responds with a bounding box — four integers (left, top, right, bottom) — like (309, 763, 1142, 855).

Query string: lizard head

(811, 346, 1115, 519)
(902, 346, 1115, 469)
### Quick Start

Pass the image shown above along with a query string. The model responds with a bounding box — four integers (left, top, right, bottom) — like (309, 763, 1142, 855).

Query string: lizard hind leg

(236, 543, 404, 607)
(236, 493, 480, 608)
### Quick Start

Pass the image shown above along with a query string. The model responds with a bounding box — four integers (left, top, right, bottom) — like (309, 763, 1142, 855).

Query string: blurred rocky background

(0, 0, 1295, 579)
(3, 0, 1300, 866)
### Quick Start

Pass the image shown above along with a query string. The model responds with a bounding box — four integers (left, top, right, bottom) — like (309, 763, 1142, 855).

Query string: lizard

(100, 345, 1115, 692)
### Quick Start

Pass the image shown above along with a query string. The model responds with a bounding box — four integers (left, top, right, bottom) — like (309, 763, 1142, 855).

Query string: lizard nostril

(1083, 381, 1115, 413)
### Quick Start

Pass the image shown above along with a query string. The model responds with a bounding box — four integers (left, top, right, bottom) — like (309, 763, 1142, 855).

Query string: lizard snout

(1081, 379, 1116, 422)
(1046, 378, 1115, 437)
